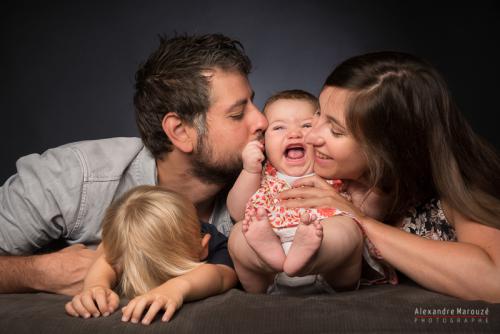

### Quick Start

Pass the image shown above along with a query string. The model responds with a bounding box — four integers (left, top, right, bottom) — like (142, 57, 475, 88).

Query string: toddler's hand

(65, 285, 120, 318)
(121, 287, 183, 325)
(242, 140, 265, 174)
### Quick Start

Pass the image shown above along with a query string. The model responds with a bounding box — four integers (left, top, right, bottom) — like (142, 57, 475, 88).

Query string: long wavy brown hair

(325, 51, 500, 228)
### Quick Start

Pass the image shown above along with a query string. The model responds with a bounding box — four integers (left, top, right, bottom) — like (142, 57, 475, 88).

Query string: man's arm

(0, 244, 97, 295)
(0, 147, 93, 294)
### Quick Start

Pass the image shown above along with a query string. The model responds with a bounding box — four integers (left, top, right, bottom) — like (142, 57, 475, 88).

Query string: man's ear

(162, 112, 197, 153)
(199, 233, 211, 261)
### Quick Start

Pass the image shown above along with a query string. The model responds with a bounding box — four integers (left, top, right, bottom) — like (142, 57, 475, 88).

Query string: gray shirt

(0, 137, 233, 255)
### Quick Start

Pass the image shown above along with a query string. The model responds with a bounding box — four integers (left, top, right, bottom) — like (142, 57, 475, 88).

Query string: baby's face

(264, 99, 316, 176)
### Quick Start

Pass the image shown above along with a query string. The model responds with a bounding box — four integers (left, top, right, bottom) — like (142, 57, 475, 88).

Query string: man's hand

(121, 284, 185, 325)
(242, 140, 265, 174)
(35, 244, 98, 295)
(65, 285, 120, 318)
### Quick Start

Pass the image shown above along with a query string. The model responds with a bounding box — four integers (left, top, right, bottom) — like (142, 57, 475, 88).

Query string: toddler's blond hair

(101, 185, 204, 298)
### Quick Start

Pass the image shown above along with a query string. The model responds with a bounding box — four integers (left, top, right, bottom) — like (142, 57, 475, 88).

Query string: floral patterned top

(400, 198, 456, 241)
(361, 198, 457, 285)
(244, 162, 346, 229)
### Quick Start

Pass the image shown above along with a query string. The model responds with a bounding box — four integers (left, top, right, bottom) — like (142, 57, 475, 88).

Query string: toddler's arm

(65, 245, 120, 318)
(227, 140, 265, 221)
(121, 263, 237, 325)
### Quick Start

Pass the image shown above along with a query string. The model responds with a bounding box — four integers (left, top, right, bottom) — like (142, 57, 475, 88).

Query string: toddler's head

(101, 185, 209, 298)
(263, 90, 319, 176)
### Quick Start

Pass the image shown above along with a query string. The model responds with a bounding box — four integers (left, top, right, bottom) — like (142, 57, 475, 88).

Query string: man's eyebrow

(327, 115, 345, 129)
(228, 91, 255, 111)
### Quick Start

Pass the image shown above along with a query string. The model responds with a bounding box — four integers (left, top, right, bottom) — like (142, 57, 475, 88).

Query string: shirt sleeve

(201, 223, 234, 269)
(0, 146, 85, 255)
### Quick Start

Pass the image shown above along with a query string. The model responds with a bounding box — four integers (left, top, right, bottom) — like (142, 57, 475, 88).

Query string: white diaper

(266, 227, 335, 295)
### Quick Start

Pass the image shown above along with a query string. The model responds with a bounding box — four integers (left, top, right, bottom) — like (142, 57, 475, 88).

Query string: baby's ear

(199, 234, 211, 261)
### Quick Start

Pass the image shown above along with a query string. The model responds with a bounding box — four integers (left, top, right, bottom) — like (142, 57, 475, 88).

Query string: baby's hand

(121, 286, 183, 325)
(242, 140, 265, 174)
(65, 285, 120, 318)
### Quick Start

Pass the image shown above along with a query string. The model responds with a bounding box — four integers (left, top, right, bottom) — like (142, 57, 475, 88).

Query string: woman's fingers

(282, 196, 334, 209)
(292, 175, 334, 190)
(279, 186, 333, 202)
(280, 184, 358, 214)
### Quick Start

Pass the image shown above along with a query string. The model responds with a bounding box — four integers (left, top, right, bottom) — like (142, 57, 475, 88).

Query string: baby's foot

(283, 214, 323, 277)
(243, 208, 285, 272)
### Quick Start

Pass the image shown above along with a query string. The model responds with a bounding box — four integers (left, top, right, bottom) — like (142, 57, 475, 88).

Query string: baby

(66, 185, 236, 325)
(227, 90, 353, 294)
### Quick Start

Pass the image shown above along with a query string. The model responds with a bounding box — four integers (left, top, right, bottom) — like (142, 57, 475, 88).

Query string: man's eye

(230, 113, 244, 120)
(302, 123, 312, 128)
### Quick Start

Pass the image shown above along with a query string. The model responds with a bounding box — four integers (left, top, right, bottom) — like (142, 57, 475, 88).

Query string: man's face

(190, 69, 268, 184)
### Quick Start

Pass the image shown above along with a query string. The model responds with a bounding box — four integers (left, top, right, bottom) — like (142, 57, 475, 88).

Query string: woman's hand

(279, 175, 364, 217)
(65, 285, 120, 318)
(279, 175, 390, 221)
(121, 284, 184, 325)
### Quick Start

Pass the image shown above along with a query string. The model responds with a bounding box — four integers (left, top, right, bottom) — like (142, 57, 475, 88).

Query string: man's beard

(189, 135, 242, 185)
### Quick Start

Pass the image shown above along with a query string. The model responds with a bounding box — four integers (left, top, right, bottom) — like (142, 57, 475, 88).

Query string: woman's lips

(315, 151, 331, 159)
(314, 151, 332, 165)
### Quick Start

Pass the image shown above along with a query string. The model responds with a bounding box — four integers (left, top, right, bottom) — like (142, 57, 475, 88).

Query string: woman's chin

(313, 165, 338, 180)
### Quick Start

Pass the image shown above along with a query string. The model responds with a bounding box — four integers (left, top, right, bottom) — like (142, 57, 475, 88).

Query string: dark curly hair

(134, 34, 252, 158)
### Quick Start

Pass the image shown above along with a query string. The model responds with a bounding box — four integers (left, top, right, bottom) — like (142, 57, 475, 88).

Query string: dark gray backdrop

(2, 0, 499, 183)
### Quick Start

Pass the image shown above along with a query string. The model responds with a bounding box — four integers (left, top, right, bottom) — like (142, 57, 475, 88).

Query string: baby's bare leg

(291, 216, 363, 290)
(283, 214, 323, 277)
(242, 208, 286, 272)
(228, 220, 277, 293)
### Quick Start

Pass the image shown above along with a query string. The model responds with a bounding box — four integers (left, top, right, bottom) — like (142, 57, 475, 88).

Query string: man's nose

(249, 103, 268, 134)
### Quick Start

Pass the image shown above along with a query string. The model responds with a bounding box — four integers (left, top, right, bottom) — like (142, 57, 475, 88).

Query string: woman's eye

(302, 123, 312, 128)
(273, 126, 284, 131)
(330, 128, 344, 137)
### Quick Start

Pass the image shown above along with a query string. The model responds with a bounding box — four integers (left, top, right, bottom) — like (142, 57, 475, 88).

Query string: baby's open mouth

(284, 144, 305, 160)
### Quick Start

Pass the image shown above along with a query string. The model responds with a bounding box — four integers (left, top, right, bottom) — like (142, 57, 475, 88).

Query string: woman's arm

(227, 140, 264, 220)
(121, 264, 237, 325)
(361, 203, 500, 302)
(280, 176, 500, 301)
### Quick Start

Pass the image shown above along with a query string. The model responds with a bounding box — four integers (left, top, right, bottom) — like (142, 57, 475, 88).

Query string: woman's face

(305, 86, 368, 181)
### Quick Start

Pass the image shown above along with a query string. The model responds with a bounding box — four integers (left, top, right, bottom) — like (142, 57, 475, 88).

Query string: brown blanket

(0, 280, 497, 333)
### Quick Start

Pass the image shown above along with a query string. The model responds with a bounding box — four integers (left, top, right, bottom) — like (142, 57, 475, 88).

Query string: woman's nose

(305, 126, 323, 146)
